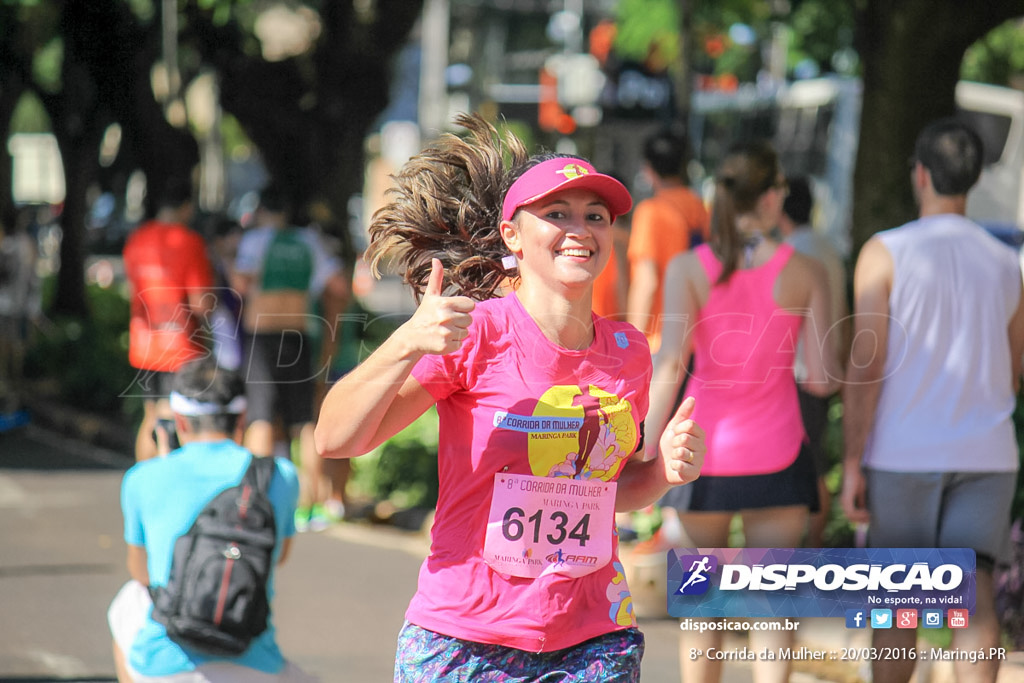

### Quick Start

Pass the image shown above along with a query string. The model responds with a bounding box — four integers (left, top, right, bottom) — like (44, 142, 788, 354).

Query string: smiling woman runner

(314, 113, 706, 683)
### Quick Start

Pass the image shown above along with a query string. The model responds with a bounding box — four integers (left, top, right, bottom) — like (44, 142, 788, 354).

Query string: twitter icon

(871, 609, 892, 629)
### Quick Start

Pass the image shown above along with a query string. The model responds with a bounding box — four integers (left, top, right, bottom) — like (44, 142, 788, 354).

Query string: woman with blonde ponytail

(315, 113, 706, 681)
(647, 139, 843, 683)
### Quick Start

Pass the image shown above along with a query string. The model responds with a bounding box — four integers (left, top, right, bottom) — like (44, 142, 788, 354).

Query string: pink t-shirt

(409, 293, 651, 652)
(688, 244, 805, 476)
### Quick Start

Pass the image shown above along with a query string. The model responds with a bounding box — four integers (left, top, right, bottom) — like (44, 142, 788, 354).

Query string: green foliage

(818, 392, 1024, 549)
(1013, 393, 1024, 522)
(962, 18, 1024, 86)
(352, 408, 440, 509)
(220, 112, 256, 160)
(611, 0, 857, 83)
(786, 0, 856, 75)
(32, 38, 62, 94)
(24, 279, 139, 421)
(613, 0, 680, 67)
(10, 92, 50, 134)
(125, 0, 155, 23)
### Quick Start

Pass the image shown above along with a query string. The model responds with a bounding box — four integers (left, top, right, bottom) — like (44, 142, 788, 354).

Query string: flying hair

(366, 113, 531, 302)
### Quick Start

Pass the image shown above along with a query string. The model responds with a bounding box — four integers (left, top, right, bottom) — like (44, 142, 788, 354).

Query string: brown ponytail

(709, 140, 779, 283)
(366, 113, 530, 301)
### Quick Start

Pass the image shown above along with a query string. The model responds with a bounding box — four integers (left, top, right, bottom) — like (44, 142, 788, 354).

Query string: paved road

(5, 425, 1021, 683)
(0, 425, 690, 683)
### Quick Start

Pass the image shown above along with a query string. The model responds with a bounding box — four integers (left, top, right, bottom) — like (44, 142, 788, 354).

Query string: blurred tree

(0, 2, 31, 234)
(182, 0, 423, 258)
(0, 0, 423, 316)
(786, 0, 856, 76)
(962, 17, 1024, 86)
(617, 0, 1023, 254)
(849, 0, 1024, 255)
(2, 1, 202, 315)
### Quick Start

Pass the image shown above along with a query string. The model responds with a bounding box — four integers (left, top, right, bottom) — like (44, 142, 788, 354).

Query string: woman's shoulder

(781, 247, 827, 282)
(776, 247, 828, 308)
(597, 316, 651, 356)
(667, 245, 707, 272)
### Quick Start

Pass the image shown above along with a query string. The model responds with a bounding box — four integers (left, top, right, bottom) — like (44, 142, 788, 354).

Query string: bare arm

(314, 259, 474, 459)
(840, 237, 893, 524)
(1009, 275, 1024, 395)
(318, 269, 352, 371)
(626, 259, 658, 336)
(230, 271, 253, 301)
(126, 544, 149, 586)
(645, 252, 698, 459)
(277, 537, 293, 566)
(798, 256, 843, 397)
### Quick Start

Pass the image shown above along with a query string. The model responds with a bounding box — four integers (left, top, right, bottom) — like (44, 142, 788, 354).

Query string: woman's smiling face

(501, 187, 614, 293)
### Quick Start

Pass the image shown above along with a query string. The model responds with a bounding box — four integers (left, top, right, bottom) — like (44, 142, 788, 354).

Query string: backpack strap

(244, 454, 277, 494)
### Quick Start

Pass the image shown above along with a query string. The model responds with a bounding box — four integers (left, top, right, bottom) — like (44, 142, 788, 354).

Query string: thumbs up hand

(659, 396, 705, 486)
(401, 258, 476, 356)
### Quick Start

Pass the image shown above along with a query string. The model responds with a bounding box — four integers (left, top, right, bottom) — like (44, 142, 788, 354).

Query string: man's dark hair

(643, 127, 688, 179)
(258, 184, 292, 216)
(782, 176, 814, 225)
(172, 356, 245, 434)
(155, 177, 194, 211)
(914, 118, 984, 196)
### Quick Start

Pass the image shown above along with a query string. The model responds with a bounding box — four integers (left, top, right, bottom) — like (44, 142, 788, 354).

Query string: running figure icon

(678, 556, 712, 594)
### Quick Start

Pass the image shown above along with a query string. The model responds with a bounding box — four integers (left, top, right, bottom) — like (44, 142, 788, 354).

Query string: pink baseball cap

(501, 158, 632, 222)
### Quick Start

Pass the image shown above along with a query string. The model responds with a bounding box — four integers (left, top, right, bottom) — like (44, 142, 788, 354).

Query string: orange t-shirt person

(592, 214, 631, 321)
(627, 129, 710, 353)
(626, 185, 709, 352)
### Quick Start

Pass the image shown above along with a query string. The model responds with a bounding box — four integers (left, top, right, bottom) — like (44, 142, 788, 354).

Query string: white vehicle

(957, 80, 1024, 239)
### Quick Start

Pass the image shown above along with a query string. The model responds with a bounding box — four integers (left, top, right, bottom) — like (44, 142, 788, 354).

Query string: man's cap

(501, 158, 632, 222)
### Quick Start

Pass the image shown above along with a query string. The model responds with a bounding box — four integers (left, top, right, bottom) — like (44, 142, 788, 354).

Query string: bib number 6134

(501, 506, 591, 547)
(483, 472, 616, 579)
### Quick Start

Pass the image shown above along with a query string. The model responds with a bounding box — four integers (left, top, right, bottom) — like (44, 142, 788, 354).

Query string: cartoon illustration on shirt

(512, 384, 635, 481)
(606, 560, 637, 627)
(572, 389, 605, 477)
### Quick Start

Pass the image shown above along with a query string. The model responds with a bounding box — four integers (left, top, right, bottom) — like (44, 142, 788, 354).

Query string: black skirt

(659, 442, 820, 513)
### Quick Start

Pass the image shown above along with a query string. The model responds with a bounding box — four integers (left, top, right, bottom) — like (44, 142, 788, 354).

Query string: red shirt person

(123, 179, 215, 461)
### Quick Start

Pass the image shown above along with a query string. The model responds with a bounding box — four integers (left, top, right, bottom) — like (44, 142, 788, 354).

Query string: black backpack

(150, 455, 278, 656)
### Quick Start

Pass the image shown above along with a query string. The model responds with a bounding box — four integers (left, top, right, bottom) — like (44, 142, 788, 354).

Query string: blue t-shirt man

(107, 357, 313, 682)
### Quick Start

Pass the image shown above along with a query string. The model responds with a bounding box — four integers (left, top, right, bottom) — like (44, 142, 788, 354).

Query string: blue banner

(666, 548, 976, 618)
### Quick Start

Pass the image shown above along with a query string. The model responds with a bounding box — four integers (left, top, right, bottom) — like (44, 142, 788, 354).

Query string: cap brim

(523, 174, 632, 220)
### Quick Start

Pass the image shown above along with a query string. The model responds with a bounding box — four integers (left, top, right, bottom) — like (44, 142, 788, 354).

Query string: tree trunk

(52, 140, 94, 316)
(850, 0, 1024, 257)
(0, 75, 25, 232)
(185, 0, 424, 263)
(47, 3, 113, 316)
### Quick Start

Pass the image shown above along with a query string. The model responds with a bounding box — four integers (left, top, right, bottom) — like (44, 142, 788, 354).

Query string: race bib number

(482, 472, 616, 579)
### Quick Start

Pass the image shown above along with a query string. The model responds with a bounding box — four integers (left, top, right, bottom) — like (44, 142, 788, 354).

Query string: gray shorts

(865, 469, 1016, 569)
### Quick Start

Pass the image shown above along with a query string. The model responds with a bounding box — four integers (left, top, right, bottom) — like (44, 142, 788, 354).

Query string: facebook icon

(845, 609, 867, 629)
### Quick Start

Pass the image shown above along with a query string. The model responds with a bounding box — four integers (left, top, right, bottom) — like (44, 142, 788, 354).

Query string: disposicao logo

(666, 548, 976, 619)
(675, 555, 718, 596)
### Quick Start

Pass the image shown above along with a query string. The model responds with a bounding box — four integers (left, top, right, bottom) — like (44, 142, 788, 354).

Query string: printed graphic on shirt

(606, 559, 637, 627)
(261, 230, 313, 292)
(492, 384, 636, 482)
(486, 383, 639, 626)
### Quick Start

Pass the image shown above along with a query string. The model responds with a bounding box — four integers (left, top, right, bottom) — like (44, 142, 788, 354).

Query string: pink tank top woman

(686, 243, 806, 476)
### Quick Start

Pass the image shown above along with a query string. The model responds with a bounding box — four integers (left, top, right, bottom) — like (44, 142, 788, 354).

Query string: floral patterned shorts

(394, 622, 644, 682)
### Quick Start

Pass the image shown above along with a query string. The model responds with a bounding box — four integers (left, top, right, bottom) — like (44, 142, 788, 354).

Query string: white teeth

(559, 248, 591, 257)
